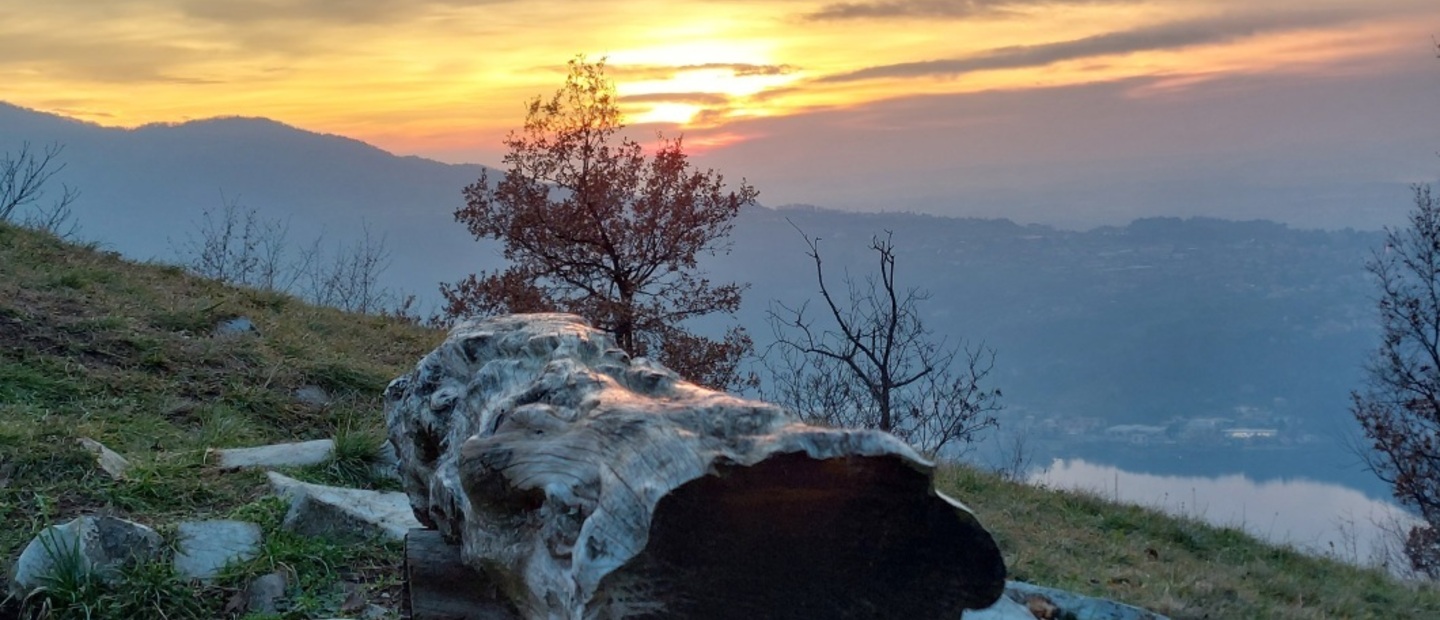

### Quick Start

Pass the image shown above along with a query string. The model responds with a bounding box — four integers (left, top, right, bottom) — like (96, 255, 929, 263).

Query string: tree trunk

(386, 313, 1005, 619)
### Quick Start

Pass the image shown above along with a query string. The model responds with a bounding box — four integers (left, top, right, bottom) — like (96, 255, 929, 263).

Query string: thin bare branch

(765, 225, 1001, 455)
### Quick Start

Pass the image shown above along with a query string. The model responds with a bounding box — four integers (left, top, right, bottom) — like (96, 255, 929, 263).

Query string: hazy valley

(1, 102, 1389, 495)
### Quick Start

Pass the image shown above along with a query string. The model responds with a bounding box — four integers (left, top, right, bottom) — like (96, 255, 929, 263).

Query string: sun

(630, 102, 703, 125)
(604, 41, 801, 127)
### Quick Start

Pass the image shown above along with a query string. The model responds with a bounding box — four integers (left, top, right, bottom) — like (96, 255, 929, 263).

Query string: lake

(1028, 458, 1420, 571)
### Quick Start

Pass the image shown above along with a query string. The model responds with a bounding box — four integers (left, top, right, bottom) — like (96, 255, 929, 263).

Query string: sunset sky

(4, 0, 1440, 227)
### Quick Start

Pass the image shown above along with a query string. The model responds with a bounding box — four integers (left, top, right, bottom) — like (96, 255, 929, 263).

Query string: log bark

(386, 313, 1004, 619)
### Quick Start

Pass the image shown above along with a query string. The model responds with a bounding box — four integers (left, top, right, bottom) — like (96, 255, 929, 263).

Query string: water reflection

(1029, 458, 1419, 568)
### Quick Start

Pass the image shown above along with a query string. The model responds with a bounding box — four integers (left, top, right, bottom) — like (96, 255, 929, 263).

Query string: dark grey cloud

(802, 0, 1119, 21)
(819, 10, 1363, 82)
(619, 92, 732, 105)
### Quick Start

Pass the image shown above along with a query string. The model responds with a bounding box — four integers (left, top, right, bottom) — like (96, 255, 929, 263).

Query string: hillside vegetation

(1, 221, 1437, 619)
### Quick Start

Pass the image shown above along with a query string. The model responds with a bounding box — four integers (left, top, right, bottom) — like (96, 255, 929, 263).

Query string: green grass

(937, 466, 1440, 619)
(2, 220, 1438, 618)
(17, 526, 207, 620)
(213, 496, 404, 619)
(0, 222, 439, 619)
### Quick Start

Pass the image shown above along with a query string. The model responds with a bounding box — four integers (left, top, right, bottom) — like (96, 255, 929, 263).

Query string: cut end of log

(596, 452, 1006, 619)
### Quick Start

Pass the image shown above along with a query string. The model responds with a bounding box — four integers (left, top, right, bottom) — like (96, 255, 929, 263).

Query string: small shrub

(46, 267, 114, 291)
(148, 301, 226, 334)
(304, 363, 387, 395)
(20, 529, 105, 620)
(242, 288, 292, 313)
(0, 359, 84, 405)
(326, 423, 385, 486)
(18, 527, 208, 620)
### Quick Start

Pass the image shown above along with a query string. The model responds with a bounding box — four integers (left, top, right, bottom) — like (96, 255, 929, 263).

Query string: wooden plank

(405, 529, 520, 620)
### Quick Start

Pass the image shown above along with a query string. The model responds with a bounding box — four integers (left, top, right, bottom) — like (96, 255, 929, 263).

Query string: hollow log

(385, 313, 1004, 619)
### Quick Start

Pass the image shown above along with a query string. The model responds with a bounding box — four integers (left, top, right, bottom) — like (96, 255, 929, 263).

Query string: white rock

(964, 593, 1042, 620)
(10, 515, 161, 596)
(172, 519, 262, 581)
(214, 316, 259, 337)
(1004, 580, 1172, 620)
(293, 385, 332, 408)
(266, 471, 421, 541)
(212, 439, 335, 469)
(76, 437, 129, 480)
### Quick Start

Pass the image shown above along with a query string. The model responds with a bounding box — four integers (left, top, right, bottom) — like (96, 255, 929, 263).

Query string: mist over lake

(1032, 459, 1418, 570)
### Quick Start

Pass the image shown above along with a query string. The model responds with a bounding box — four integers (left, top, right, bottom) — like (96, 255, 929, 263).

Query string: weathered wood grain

(387, 313, 1005, 619)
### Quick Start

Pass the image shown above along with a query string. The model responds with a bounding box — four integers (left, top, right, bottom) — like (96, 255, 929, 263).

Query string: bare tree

(175, 193, 296, 290)
(301, 224, 394, 314)
(1353, 184, 1440, 577)
(1, 141, 80, 237)
(175, 196, 402, 315)
(765, 226, 1001, 455)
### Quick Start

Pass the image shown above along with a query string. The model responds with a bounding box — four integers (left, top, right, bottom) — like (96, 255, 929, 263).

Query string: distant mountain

(0, 102, 501, 295)
(0, 102, 1387, 468)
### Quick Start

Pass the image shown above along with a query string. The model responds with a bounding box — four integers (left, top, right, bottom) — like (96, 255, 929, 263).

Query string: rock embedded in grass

(172, 519, 263, 582)
(213, 315, 259, 337)
(267, 471, 421, 542)
(212, 438, 336, 469)
(9, 515, 162, 596)
(293, 384, 333, 408)
(245, 571, 288, 615)
(76, 437, 130, 480)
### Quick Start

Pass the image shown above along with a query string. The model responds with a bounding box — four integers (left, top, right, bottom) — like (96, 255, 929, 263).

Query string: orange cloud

(0, 0, 1432, 162)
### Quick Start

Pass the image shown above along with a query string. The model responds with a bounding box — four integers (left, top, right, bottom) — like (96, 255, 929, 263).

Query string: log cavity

(600, 453, 1005, 619)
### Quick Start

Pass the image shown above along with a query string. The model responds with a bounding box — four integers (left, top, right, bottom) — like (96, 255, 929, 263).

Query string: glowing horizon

(3, 0, 1436, 164)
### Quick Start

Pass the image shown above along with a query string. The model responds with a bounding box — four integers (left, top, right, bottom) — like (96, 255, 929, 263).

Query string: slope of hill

(0, 220, 442, 617)
(1, 222, 1437, 618)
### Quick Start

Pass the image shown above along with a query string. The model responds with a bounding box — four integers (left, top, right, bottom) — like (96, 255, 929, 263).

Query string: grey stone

(10, 515, 162, 596)
(246, 571, 288, 615)
(1004, 580, 1171, 620)
(214, 315, 259, 337)
(964, 593, 1042, 620)
(371, 440, 401, 481)
(294, 385, 332, 408)
(75, 437, 129, 480)
(310, 603, 392, 620)
(172, 519, 262, 581)
(267, 471, 421, 542)
(212, 439, 334, 469)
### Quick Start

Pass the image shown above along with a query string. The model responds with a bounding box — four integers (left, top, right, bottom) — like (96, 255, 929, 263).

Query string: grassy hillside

(0, 221, 441, 618)
(1, 221, 1437, 619)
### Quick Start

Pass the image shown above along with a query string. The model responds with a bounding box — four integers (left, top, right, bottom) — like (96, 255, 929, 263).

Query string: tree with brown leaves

(441, 57, 758, 390)
(1354, 184, 1440, 578)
